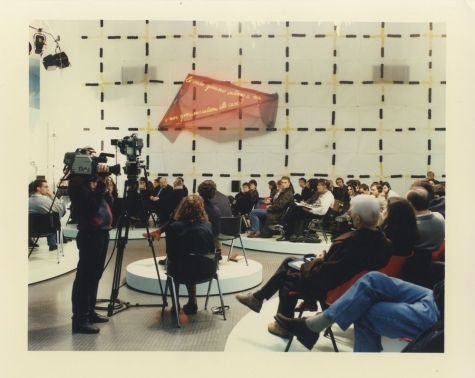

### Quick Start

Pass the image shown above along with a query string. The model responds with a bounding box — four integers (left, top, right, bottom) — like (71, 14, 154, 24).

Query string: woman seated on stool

(165, 195, 216, 315)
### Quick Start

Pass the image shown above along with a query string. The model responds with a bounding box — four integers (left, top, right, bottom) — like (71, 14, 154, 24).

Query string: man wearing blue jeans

(275, 271, 443, 352)
(248, 176, 293, 238)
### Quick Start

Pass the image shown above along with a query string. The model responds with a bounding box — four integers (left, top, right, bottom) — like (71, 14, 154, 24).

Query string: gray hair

(350, 194, 380, 226)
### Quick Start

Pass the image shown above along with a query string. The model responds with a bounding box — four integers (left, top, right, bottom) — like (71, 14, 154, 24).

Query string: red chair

(284, 252, 413, 352)
(431, 239, 445, 262)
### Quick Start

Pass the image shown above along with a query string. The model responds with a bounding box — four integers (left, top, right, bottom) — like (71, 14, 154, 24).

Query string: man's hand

(315, 250, 327, 258)
(150, 196, 158, 202)
(96, 164, 109, 182)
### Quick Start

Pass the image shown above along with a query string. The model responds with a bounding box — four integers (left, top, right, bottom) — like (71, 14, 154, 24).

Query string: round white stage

(126, 257, 262, 295)
(223, 235, 332, 256)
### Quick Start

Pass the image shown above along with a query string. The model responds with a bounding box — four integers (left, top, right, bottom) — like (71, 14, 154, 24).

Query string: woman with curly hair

(381, 197, 419, 256)
(165, 195, 216, 315)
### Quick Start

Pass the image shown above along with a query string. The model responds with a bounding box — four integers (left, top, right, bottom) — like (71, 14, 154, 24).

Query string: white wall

(36, 20, 445, 196)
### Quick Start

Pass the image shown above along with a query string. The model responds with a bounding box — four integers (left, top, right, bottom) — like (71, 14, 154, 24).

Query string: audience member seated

(248, 179, 259, 207)
(130, 177, 152, 228)
(165, 195, 216, 315)
(236, 195, 392, 338)
(294, 177, 312, 202)
(268, 180, 278, 199)
(340, 184, 358, 213)
(103, 176, 120, 227)
(358, 183, 370, 194)
(231, 182, 254, 216)
(177, 176, 189, 196)
(197, 180, 221, 241)
(274, 272, 443, 352)
(333, 177, 349, 204)
(411, 179, 445, 218)
(426, 171, 440, 185)
(169, 177, 186, 214)
(29, 179, 65, 251)
(248, 176, 293, 238)
(382, 181, 399, 199)
(430, 184, 445, 218)
(277, 179, 334, 242)
(150, 177, 174, 224)
(381, 197, 419, 256)
(403, 187, 445, 287)
(210, 183, 232, 259)
(370, 182, 387, 212)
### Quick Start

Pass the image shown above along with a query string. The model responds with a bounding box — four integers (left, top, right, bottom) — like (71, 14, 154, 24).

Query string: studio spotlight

(33, 31, 46, 55)
(43, 52, 70, 70)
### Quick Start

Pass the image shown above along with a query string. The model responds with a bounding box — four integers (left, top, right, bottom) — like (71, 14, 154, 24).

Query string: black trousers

(254, 257, 302, 318)
(71, 229, 110, 323)
(283, 202, 322, 238)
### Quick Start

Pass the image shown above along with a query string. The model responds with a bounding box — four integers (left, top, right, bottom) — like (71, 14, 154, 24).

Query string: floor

(28, 236, 301, 351)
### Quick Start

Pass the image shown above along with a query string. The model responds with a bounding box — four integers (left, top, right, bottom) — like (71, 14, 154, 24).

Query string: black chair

(301, 208, 333, 243)
(218, 216, 248, 265)
(162, 252, 226, 327)
(28, 212, 63, 263)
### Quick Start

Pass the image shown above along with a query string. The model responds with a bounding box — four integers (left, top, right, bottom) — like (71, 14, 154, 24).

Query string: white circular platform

(223, 235, 332, 256)
(225, 297, 407, 353)
(62, 222, 158, 240)
(126, 257, 262, 296)
(28, 240, 79, 284)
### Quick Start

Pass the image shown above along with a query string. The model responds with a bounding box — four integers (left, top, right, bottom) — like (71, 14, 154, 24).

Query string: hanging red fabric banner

(159, 74, 279, 130)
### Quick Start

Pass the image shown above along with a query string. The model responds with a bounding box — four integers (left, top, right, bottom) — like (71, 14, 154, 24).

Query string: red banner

(159, 74, 278, 130)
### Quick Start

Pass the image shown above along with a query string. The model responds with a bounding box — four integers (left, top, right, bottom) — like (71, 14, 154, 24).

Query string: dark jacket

(333, 185, 349, 203)
(233, 191, 254, 215)
(211, 190, 232, 217)
(165, 220, 215, 278)
(261, 187, 294, 238)
(68, 176, 113, 231)
(301, 186, 312, 201)
(294, 227, 393, 300)
(203, 197, 221, 239)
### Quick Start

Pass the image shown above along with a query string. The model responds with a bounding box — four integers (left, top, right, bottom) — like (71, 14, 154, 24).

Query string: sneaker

(267, 321, 291, 339)
(235, 292, 263, 313)
(49, 245, 58, 251)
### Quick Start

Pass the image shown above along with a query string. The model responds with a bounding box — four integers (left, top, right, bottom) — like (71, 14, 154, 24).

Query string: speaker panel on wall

(231, 180, 241, 192)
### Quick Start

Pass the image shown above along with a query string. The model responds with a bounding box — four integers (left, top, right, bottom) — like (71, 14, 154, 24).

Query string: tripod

(105, 166, 167, 316)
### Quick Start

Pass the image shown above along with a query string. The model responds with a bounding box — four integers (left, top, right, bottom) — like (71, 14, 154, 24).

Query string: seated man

(237, 195, 392, 338)
(232, 182, 254, 216)
(28, 179, 65, 251)
(247, 176, 293, 238)
(248, 179, 259, 207)
(403, 187, 445, 287)
(294, 177, 312, 202)
(274, 271, 443, 352)
(370, 182, 387, 212)
(358, 183, 370, 195)
(149, 177, 173, 223)
(381, 181, 399, 199)
(332, 177, 349, 203)
(277, 179, 334, 241)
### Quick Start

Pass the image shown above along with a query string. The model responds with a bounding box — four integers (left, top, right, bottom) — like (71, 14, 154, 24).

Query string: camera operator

(68, 146, 113, 334)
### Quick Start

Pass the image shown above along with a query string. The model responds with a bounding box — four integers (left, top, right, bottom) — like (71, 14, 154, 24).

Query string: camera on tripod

(63, 149, 121, 180)
(111, 133, 144, 179)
